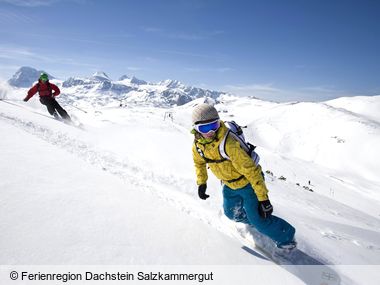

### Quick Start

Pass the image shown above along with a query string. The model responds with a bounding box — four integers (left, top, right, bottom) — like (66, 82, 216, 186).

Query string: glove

(23, 97, 29, 102)
(258, 200, 273, 219)
(198, 184, 209, 200)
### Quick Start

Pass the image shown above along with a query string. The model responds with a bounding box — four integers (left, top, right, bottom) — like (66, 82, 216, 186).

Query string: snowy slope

(325, 95, 380, 123)
(0, 117, 264, 265)
(208, 95, 380, 214)
(1, 87, 380, 284)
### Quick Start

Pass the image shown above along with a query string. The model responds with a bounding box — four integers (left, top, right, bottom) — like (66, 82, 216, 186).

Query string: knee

(223, 206, 236, 221)
(224, 205, 247, 223)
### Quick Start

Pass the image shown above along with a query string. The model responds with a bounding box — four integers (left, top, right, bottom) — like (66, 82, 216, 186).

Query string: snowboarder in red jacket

(24, 72, 71, 121)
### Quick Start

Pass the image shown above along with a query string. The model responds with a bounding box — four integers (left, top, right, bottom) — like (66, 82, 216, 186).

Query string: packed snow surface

(1, 82, 380, 284)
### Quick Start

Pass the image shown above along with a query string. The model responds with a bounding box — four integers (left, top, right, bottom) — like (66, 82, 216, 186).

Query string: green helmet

(39, 72, 49, 82)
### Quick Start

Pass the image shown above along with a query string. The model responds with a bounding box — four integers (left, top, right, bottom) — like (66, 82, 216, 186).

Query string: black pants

(40, 97, 70, 120)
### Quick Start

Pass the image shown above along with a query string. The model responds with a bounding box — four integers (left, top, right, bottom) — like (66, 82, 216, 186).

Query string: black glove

(258, 200, 273, 219)
(23, 97, 28, 102)
(198, 184, 209, 200)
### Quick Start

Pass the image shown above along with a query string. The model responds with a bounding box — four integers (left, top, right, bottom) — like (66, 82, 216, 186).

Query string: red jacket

(25, 80, 60, 101)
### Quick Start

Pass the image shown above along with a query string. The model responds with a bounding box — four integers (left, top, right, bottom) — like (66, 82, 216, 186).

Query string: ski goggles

(194, 119, 220, 134)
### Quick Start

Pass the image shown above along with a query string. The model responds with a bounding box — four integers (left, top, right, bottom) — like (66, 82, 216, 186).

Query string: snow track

(2, 97, 380, 284)
(0, 110, 349, 284)
(0, 106, 314, 263)
(0, 110, 267, 266)
(0, 110, 228, 241)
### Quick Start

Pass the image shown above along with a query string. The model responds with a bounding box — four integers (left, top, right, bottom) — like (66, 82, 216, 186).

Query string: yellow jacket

(192, 122, 269, 201)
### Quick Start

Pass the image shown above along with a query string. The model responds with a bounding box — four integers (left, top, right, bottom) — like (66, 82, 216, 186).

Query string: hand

(198, 184, 209, 200)
(258, 200, 273, 219)
(23, 97, 28, 102)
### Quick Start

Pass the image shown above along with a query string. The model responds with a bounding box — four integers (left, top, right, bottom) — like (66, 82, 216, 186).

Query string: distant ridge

(7, 66, 227, 106)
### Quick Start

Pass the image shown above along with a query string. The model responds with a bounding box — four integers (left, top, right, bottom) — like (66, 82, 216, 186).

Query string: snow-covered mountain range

(8, 66, 226, 106)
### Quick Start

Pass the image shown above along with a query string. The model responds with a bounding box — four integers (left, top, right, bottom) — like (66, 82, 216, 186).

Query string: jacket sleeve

(192, 143, 208, 185)
(25, 84, 38, 101)
(226, 137, 269, 201)
(51, 83, 60, 96)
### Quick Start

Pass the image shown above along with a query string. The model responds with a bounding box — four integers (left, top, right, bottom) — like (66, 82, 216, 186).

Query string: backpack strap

(219, 129, 250, 160)
(219, 129, 230, 160)
(36, 82, 52, 96)
(194, 141, 226, 164)
(195, 132, 247, 184)
(47, 82, 52, 96)
(219, 125, 260, 166)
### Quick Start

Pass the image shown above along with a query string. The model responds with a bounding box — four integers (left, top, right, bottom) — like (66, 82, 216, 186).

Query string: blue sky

(0, 0, 379, 102)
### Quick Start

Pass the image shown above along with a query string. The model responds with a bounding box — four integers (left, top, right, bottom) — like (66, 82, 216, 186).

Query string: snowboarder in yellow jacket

(191, 103, 296, 249)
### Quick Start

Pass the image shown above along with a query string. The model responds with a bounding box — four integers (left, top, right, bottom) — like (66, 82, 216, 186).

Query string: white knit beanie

(192, 103, 219, 125)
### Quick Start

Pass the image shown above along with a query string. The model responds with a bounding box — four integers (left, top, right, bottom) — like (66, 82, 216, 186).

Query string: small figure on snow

(191, 104, 296, 249)
(24, 72, 71, 121)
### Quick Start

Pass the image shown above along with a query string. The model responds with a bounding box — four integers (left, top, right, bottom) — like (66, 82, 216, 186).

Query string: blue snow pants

(223, 183, 295, 246)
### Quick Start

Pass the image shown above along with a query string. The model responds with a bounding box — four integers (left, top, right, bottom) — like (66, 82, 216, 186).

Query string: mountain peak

(8, 66, 54, 88)
(119, 75, 130, 81)
(91, 71, 111, 81)
(159, 79, 184, 88)
(118, 75, 147, 85)
(130, 76, 147, 85)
